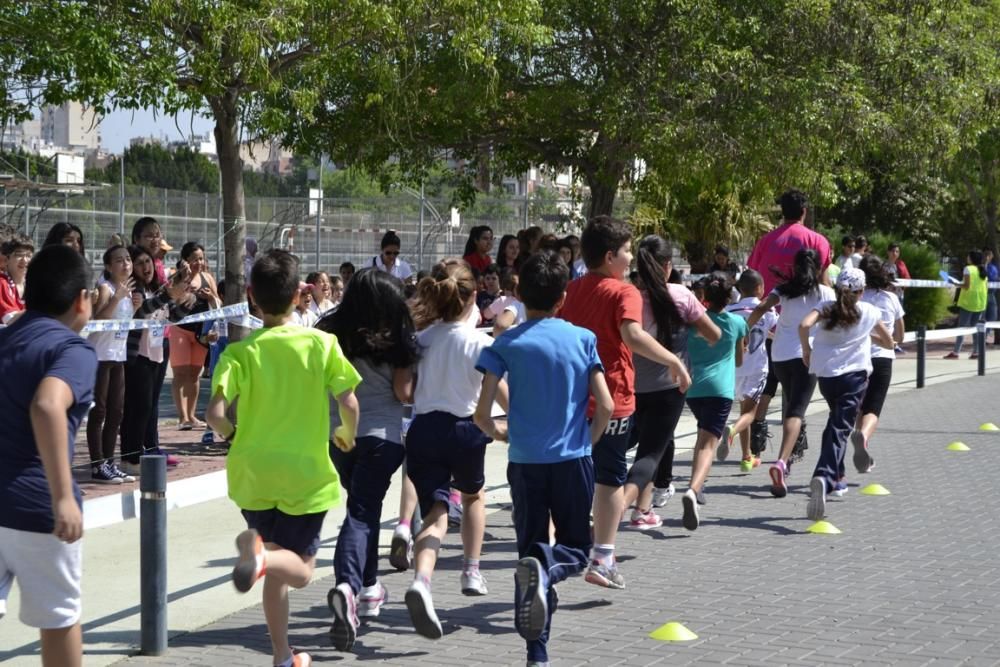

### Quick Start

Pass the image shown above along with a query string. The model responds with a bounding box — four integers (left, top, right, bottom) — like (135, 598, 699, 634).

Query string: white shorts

(735, 374, 768, 403)
(0, 525, 82, 628)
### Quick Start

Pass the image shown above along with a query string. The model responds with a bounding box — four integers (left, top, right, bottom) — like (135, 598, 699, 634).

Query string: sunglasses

(383, 250, 400, 257)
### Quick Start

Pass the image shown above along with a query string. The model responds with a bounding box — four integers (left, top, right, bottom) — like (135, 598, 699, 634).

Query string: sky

(99, 107, 214, 153)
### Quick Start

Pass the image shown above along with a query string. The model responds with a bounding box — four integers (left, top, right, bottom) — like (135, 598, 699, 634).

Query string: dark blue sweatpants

(329, 436, 406, 593)
(814, 371, 868, 487)
(508, 456, 595, 662)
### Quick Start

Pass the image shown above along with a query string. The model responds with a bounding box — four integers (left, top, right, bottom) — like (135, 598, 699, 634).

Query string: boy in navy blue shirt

(0, 245, 98, 667)
(475, 251, 613, 666)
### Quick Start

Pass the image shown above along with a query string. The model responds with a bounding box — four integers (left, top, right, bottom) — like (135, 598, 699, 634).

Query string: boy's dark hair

(483, 263, 500, 276)
(580, 215, 633, 269)
(1, 234, 34, 257)
(24, 245, 91, 316)
(736, 268, 763, 296)
(339, 261, 355, 272)
(887, 242, 900, 252)
(518, 251, 569, 311)
(250, 249, 300, 315)
(131, 216, 159, 244)
(854, 235, 867, 250)
(778, 189, 809, 221)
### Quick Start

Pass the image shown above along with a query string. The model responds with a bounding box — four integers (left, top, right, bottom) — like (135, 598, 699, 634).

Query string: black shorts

(405, 411, 490, 517)
(592, 414, 634, 487)
(763, 338, 778, 397)
(241, 508, 326, 557)
(860, 357, 892, 417)
(686, 396, 734, 439)
(772, 358, 817, 420)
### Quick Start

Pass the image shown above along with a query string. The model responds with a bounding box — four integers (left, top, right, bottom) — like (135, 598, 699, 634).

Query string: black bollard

(916, 326, 926, 389)
(140, 455, 168, 655)
(978, 322, 987, 376)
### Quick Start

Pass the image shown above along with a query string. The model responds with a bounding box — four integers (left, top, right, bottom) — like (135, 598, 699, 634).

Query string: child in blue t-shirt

(682, 272, 748, 531)
(475, 252, 613, 666)
(0, 246, 97, 664)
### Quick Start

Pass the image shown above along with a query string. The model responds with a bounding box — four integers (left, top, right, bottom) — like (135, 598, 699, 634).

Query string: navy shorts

(241, 508, 326, 557)
(686, 397, 734, 439)
(405, 411, 490, 517)
(592, 414, 634, 487)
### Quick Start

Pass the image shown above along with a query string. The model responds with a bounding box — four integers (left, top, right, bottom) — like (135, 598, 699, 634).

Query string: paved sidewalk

(116, 372, 1000, 667)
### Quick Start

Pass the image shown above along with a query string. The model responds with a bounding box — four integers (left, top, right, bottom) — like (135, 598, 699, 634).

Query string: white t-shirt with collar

(414, 320, 493, 417)
(862, 288, 904, 359)
(770, 285, 835, 362)
(371, 254, 414, 281)
(808, 300, 881, 377)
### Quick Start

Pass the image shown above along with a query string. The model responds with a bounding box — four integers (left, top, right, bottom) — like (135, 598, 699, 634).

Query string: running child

(404, 258, 508, 639)
(319, 268, 419, 651)
(799, 268, 893, 520)
(559, 216, 690, 589)
(681, 272, 747, 530)
(724, 269, 778, 472)
(206, 249, 362, 667)
(748, 248, 834, 498)
(852, 255, 904, 473)
(474, 251, 613, 667)
(0, 245, 97, 667)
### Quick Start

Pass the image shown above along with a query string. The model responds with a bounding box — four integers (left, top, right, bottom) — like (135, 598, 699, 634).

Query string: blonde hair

(411, 258, 476, 329)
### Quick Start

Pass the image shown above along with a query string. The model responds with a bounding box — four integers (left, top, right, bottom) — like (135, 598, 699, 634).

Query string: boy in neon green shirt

(207, 249, 361, 667)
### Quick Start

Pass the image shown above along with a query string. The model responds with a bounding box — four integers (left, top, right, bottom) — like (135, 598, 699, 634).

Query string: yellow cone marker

(649, 622, 699, 642)
(859, 483, 890, 496)
(980, 423, 999, 432)
(947, 441, 971, 451)
(806, 520, 842, 534)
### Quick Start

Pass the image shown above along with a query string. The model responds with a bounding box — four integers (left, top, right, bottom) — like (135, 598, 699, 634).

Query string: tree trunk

(585, 162, 625, 219)
(211, 93, 247, 340)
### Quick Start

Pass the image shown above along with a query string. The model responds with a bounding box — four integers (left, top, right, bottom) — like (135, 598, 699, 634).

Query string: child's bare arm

(735, 335, 745, 368)
(392, 366, 415, 404)
(206, 389, 234, 439)
(333, 389, 360, 452)
(589, 369, 613, 445)
(30, 377, 81, 543)
(474, 372, 508, 442)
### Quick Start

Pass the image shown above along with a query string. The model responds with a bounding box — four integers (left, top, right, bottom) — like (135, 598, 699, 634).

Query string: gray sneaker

(651, 483, 675, 507)
(460, 569, 488, 596)
(681, 488, 699, 531)
(851, 430, 874, 473)
(584, 560, 625, 590)
(514, 557, 547, 641)
(405, 577, 443, 639)
(808, 477, 827, 521)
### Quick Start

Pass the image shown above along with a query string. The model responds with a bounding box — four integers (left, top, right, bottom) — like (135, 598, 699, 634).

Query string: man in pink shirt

(747, 189, 831, 295)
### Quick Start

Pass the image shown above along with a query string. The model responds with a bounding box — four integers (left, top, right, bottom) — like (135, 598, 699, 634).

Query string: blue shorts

(592, 414, 634, 487)
(686, 397, 733, 439)
(241, 508, 326, 557)
(406, 411, 490, 517)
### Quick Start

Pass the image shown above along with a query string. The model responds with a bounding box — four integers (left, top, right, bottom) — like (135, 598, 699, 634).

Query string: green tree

(91, 144, 220, 194)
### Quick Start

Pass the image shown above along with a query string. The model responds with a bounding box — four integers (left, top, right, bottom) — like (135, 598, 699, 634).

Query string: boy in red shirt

(559, 216, 690, 589)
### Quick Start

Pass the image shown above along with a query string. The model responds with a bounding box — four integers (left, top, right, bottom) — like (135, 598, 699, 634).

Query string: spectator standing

(709, 244, 740, 278)
(945, 250, 990, 359)
(305, 271, 337, 317)
(371, 231, 414, 281)
(339, 262, 356, 285)
(463, 226, 495, 273)
(496, 235, 520, 270)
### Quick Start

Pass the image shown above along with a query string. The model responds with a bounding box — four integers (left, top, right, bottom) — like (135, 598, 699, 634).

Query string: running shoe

(851, 430, 874, 473)
(830, 480, 849, 498)
(807, 477, 827, 521)
(91, 461, 124, 485)
(943, 352, 959, 359)
(177, 421, 193, 431)
(750, 419, 770, 456)
(584, 559, 625, 590)
(740, 455, 761, 473)
(651, 483, 675, 508)
(695, 488, 707, 505)
(232, 529, 265, 593)
(448, 498, 463, 527)
(791, 423, 808, 463)
(628, 510, 663, 530)
(514, 557, 548, 641)
(389, 525, 413, 571)
(328, 582, 359, 651)
(526, 662, 551, 667)
(109, 461, 136, 483)
(460, 569, 488, 596)
(405, 577, 443, 639)
(717, 425, 733, 461)
(118, 461, 141, 477)
(769, 459, 788, 498)
(681, 488, 699, 531)
(201, 430, 215, 445)
(277, 651, 312, 667)
(970, 352, 979, 360)
(357, 580, 389, 618)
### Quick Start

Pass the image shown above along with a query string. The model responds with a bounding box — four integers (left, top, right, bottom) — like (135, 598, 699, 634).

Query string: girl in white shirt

(748, 248, 834, 498)
(854, 256, 905, 474)
(404, 258, 508, 640)
(799, 268, 893, 521)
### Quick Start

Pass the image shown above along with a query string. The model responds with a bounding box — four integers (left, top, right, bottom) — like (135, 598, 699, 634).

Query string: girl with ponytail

(799, 267, 893, 522)
(624, 235, 720, 527)
(403, 258, 508, 639)
(748, 248, 833, 499)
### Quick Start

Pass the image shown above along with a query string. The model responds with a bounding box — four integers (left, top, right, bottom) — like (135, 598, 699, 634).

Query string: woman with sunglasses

(371, 231, 414, 281)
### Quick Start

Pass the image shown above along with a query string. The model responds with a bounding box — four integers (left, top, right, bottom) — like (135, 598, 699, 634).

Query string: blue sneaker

(515, 557, 548, 641)
(201, 430, 215, 445)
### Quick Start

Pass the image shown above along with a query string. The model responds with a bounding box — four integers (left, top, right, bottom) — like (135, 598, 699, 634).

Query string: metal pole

(418, 182, 425, 271)
(523, 171, 529, 229)
(118, 156, 125, 235)
(140, 455, 168, 655)
(977, 321, 986, 376)
(916, 325, 926, 389)
(23, 156, 29, 234)
(315, 155, 324, 271)
(216, 170, 223, 279)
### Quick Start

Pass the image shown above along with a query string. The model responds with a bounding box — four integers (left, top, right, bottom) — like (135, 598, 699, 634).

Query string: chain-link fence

(0, 184, 595, 276)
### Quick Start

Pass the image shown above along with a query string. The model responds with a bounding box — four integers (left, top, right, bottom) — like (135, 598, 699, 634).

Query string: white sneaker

(460, 569, 488, 596)
(405, 578, 443, 639)
(389, 524, 412, 571)
(651, 483, 675, 508)
(119, 461, 142, 477)
(358, 580, 389, 618)
(328, 582, 359, 651)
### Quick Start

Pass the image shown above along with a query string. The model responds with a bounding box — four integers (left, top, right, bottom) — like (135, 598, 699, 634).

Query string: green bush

(867, 234, 952, 330)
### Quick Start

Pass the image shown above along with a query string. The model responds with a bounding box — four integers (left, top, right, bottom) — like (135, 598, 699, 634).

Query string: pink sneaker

(628, 510, 663, 530)
(165, 453, 180, 466)
(769, 460, 788, 498)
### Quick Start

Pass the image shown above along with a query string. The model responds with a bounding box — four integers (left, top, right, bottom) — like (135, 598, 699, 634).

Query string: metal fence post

(140, 455, 168, 655)
(977, 321, 986, 376)
(916, 325, 926, 389)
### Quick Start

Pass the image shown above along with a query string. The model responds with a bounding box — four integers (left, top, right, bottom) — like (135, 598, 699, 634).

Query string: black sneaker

(791, 423, 808, 463)
(750, 419, 769, 456)
(91, 461, 124, 485)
